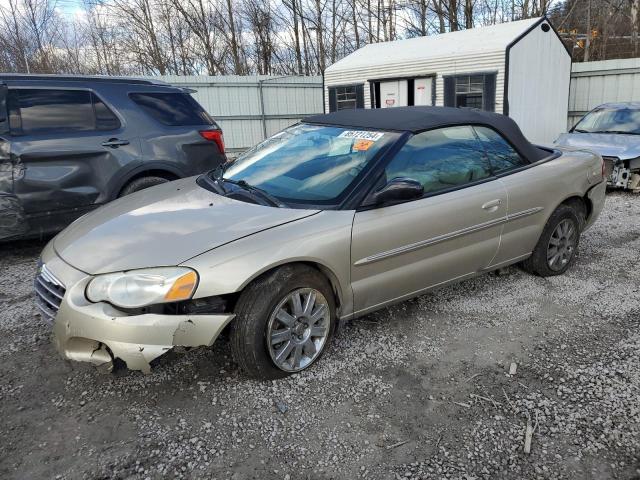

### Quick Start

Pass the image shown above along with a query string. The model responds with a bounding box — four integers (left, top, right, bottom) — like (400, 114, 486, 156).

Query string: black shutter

(355, 84, 365, 109)
(483, 73, 497, 112)
(328, 87, 337, 112)
(443, 76, 455, 107)
(0, 83, 8, 134)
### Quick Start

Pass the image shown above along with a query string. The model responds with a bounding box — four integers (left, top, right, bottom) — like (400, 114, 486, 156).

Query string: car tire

(521, 204, 581, 277)
(230, 264, 336, 379)
(119, 176, 170, 197)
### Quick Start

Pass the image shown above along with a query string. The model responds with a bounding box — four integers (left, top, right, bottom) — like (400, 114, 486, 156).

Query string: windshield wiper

(592, 130, 640, 135)
(210, 162, 229, 182)
(224, 178, 288, 208)
(573, 128, 589, 133)
(206, 163, 230, 194)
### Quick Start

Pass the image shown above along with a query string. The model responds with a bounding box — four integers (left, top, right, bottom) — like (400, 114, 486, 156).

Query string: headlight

(86, 267, 198, 308)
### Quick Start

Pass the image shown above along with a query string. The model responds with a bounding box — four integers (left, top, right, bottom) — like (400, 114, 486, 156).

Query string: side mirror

(0, 83, 8, 135)
(372, 177, 424, 205)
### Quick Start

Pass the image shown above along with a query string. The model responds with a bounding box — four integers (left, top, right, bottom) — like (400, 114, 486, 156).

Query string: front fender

(182, 210, 355, 318)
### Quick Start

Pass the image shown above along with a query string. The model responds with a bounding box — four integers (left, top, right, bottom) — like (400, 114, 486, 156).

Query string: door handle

(481, 199, 502, 211)
(101, 138, 130, 148)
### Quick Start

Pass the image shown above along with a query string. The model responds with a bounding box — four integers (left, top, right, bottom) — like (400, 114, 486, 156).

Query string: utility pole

(584, 0, 591, 62)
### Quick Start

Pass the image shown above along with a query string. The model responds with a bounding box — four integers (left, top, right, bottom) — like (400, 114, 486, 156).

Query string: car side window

(384, 126, 492, 196)
(8, 89, 120, 134)
(474, 126, 528, 174)
(10, 89, 94, 134)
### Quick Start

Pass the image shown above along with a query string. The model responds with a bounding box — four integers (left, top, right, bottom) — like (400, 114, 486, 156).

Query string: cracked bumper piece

(42, 244, 235, 373)
(53, 305, 235, 373)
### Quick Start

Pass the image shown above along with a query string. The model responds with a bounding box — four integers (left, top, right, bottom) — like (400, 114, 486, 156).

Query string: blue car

(556, 102, 640, 192)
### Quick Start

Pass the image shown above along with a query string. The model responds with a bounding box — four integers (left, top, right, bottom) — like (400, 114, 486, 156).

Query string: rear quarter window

(129, 92, 215, 126)
(474, 126, 529, 174)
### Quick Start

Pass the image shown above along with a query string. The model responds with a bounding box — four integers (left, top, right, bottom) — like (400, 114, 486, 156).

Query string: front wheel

(119, 176, 170, 197)
(521, 204, 581, 277)
(230, 264, 336, 379)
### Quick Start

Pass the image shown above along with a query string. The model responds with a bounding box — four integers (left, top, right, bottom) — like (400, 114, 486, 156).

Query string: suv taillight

(199, 130, 225, 155)
(601, 156, 606, 179)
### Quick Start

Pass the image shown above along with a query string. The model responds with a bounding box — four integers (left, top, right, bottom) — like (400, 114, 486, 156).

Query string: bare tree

(0, 0, 638, 76)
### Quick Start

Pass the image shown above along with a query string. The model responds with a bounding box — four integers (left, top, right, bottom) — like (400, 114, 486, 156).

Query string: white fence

(156, 63, 640, 150)
(157, 75, 324, 153)
(568, 58, 640, 128)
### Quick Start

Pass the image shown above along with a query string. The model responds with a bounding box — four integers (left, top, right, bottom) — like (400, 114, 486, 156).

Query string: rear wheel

(119, 176, 170, 197)
(521, 204, 581, 277)
(230, 264, 336, 379)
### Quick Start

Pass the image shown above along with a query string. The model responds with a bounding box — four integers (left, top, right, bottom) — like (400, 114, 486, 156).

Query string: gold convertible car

(36, 107, 606, 378)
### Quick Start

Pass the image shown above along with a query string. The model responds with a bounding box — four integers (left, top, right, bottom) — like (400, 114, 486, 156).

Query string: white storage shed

(323, 17, 571, 144)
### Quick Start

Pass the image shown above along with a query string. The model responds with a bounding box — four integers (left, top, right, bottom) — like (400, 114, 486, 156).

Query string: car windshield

(222, 124, 399, 205)
(573, 106, 640, 134)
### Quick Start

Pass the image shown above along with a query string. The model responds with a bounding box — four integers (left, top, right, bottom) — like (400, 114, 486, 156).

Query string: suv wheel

(119, 176, 170, 197)
(521, 204, 581, 277)
(230, 264, 336, 379)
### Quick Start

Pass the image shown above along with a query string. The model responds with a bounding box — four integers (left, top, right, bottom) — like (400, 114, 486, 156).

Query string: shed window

(336, 86, 357, 110)
(328, 84, 364, 112)
(444, 73, 496, 112)
(455, 76, 484, 109)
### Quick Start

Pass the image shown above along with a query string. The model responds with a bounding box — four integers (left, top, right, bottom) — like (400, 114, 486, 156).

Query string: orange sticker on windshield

(353, 139, 374, 151)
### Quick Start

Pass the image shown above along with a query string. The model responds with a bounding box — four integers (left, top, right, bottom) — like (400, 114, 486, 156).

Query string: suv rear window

(129, 92, 215, 126)
(8, 89, 120, 134)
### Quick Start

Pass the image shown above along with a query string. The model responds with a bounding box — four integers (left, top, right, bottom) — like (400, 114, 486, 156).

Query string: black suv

(0, 75, 226, 241)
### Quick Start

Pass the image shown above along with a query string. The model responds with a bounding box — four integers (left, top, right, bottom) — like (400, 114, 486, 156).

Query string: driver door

(350, 126, 507, 315)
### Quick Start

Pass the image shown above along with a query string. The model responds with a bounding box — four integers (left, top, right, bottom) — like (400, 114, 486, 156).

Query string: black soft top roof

(305, 106, 547, 162)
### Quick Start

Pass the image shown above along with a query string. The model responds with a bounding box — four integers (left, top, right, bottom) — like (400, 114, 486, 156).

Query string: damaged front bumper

(40, 243, 235, 373)
(603, 156, 640, 191)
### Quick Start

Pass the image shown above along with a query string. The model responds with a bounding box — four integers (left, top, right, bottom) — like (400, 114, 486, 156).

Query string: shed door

(380, 80, 407, 108)
(413, 77, 432, 106)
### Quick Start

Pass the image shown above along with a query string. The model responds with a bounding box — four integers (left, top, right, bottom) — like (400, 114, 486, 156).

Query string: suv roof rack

(0, 74, 170, 86)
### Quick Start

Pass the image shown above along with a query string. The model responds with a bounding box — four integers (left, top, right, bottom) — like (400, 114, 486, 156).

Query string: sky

(56, 0, 84, 17)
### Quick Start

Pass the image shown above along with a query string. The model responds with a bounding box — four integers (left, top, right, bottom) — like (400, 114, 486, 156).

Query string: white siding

(507, 23, 571, 144)
(568, 58, 640, 128)
(324, 50, 505, 113)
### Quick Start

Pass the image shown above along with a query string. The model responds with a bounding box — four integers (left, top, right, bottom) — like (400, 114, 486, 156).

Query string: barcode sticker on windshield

(338, 130, 384, 141)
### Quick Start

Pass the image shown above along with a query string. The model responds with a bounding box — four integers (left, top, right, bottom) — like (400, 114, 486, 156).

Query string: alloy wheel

(266, 288, 331, 372)
(547, 219, 577, 271)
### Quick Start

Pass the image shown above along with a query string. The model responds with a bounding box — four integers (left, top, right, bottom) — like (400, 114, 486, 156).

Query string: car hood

(54, 177, 320, 274)
(556, 133, 640, 160)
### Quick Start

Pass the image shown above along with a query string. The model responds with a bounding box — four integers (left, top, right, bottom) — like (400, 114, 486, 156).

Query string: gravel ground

(1, 192, 639, 480)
